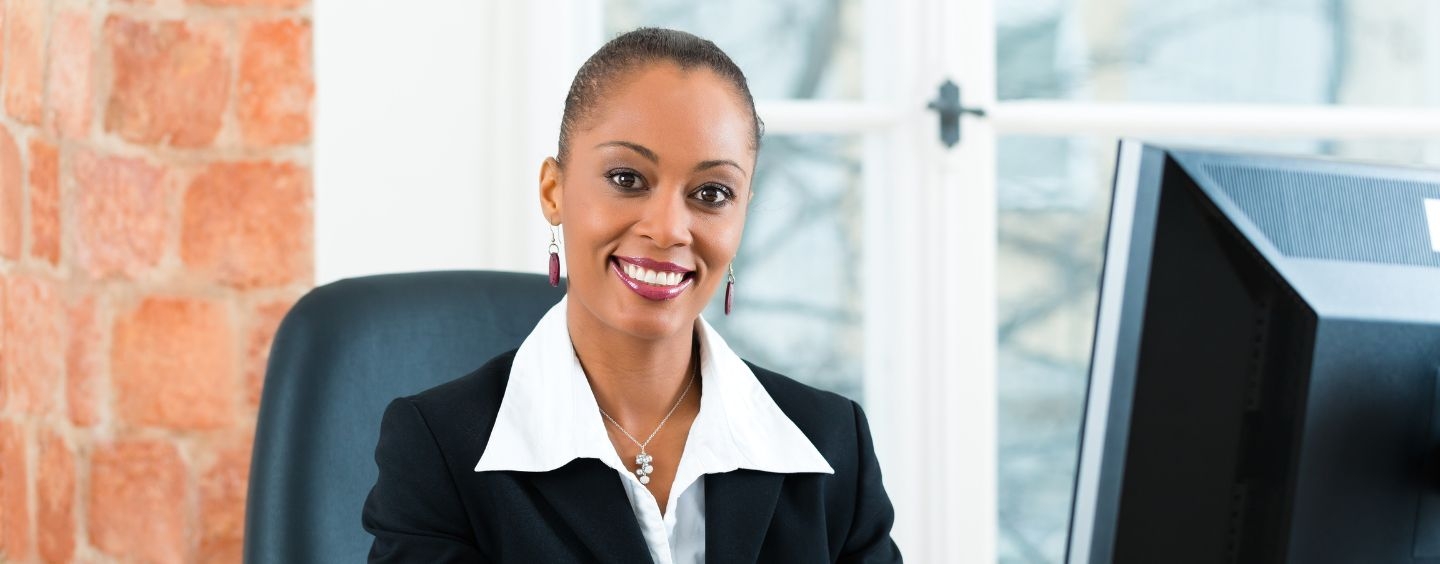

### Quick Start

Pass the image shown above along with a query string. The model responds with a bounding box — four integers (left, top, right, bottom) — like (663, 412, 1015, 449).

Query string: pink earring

(724, 263, 735, 315)
(548, 226, 561, 287)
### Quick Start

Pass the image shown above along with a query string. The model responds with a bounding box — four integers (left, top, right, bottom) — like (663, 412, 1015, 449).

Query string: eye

(693, 184, 734, 206)
(606, 169, 646, 190)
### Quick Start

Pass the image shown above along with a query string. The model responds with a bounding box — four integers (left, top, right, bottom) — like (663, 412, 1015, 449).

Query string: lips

(611, 256, 694, 301)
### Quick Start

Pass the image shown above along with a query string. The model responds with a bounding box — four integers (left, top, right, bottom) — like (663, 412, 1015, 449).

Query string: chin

(605, 301, 701, 342)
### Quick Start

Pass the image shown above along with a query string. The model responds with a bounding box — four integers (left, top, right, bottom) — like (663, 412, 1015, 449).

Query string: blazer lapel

(705, 469, 786, 562)
(526, 459, 653, 563)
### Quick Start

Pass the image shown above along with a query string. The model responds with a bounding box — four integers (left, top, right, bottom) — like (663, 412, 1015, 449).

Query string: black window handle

(927, 79, 987, 148)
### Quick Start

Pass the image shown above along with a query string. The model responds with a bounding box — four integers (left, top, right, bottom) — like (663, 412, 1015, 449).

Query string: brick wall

(0, 0, 313, 562)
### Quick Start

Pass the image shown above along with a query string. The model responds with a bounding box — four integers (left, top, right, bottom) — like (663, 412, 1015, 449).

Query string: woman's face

(540, 62, 755, 341)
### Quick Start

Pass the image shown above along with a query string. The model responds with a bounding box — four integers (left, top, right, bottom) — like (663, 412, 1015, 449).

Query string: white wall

(314, 0, 600, 285)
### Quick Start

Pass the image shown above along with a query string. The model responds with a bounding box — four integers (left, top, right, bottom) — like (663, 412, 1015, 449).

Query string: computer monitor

(1067, 141, 1440, 563)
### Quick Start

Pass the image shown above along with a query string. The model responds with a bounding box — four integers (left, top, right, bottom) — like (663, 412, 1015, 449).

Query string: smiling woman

(542, 60, 751, 344)
(361, 28, 901, 564)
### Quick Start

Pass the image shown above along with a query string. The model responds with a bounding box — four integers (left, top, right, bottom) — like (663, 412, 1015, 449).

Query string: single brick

(88, 439, 188, 564)
(238, 19, 313, 146)
(0, 126, 22, 260)
(0, 0, 6, 75)
(3, 274, 63, 415)
(181, 161, 312, 288)
(66, 295, 104, 427)
(199, 433, 253, 563)
(37, 428, 76, 563)
(3, 0, 46, 124)
(104, 16, 230, 147)
(73, 149, 169, 280)
(28, 138, 60, 264)
(112, 296, 237, 429)
(47, 9, 94, 139)
(0, 420, 30, 561)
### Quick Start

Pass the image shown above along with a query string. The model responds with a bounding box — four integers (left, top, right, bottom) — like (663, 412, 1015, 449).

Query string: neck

(567, 300, 700, 429)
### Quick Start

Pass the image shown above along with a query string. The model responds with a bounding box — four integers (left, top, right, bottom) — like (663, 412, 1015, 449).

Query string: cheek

(697, 212, 747, 263)
(561, 184, 628, 248)
(717, 204, 749, 249)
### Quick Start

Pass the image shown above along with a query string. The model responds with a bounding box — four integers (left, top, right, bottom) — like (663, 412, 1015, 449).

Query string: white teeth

(619, 261, 687, 286)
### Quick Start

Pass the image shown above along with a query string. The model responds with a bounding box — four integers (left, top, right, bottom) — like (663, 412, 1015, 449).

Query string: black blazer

(362, 349, 903, 563)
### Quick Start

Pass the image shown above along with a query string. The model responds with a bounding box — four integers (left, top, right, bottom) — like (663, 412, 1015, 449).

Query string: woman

(362, 28, 901, 563)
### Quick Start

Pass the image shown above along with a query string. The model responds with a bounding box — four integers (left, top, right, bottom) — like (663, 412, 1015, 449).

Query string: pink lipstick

(611, 256, 694, 301)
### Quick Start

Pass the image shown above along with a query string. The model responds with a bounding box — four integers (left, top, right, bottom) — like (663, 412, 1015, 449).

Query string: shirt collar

(474, 296, 834, 476)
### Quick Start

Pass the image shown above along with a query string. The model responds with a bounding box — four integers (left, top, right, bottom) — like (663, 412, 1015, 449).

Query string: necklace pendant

(635, 452, 654, 485)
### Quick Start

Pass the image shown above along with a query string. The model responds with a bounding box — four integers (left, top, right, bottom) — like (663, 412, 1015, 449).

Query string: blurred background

(3, 0, 1439, 562)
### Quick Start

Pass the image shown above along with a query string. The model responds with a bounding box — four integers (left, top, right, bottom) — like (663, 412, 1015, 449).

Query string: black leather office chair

(243, 271, 563, 563)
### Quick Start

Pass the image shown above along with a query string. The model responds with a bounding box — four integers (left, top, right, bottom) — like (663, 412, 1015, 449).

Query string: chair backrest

(243, 271, 562, 563)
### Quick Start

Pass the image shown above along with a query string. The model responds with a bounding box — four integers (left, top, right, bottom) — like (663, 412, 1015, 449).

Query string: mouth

(610, 256, 695, 301)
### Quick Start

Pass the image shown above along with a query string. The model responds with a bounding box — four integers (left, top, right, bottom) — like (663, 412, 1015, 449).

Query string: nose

(633, 186, 693, 249)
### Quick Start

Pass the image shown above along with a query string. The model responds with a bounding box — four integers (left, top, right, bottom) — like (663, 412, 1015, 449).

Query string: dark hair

(556, 28, 764, 165)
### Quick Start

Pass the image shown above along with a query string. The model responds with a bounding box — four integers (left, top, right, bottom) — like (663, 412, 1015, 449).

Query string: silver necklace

(596, 364, 697, 486)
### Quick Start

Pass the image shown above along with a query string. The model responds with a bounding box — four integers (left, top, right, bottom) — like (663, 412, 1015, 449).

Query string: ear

(539, 157, 563, 225)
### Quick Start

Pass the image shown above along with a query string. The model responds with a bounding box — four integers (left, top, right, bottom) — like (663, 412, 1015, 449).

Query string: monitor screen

(1067, 141, 1440, 563)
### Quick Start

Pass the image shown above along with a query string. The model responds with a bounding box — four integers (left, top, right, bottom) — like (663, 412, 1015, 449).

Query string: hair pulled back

(556, 28, 764, 165)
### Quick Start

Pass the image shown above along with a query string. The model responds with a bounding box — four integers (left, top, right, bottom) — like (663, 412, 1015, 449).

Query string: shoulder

(744, 361, 865, 458)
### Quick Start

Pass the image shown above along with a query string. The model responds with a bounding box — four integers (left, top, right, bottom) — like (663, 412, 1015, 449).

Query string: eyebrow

(594, 140, 748, 178)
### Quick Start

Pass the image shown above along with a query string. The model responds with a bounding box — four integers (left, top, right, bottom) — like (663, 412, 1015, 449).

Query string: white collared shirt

(474, 297, 834, 564)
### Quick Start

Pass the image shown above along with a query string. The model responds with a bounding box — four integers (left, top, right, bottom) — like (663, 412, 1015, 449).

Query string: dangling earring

(548, 225, 561, 287)
(724, 263, 736, 315)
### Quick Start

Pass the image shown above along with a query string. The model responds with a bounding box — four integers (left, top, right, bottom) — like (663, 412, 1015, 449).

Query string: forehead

(576, 62, 754, 165)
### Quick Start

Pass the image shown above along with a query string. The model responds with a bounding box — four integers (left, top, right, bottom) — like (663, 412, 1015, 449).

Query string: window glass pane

(702, 134, 865, 402)
(603, 0, 863, 100)
(998, 0, 1440, 106)
(997, 135, 1114, 563)
(996, 136, 1440, 562)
